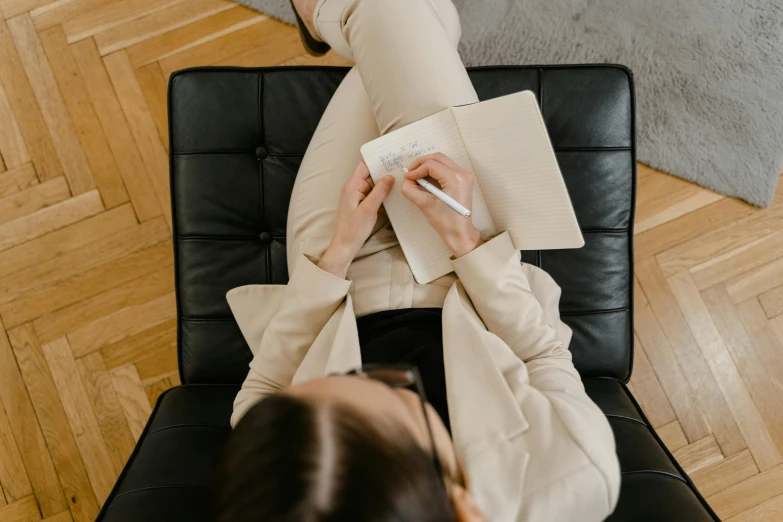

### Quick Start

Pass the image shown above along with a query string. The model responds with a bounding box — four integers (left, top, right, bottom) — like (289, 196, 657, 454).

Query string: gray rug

(238, 0, 783, 206)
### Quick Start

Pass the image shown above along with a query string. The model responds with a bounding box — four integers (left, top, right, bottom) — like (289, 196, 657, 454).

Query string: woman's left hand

(318, 161, 395, 278)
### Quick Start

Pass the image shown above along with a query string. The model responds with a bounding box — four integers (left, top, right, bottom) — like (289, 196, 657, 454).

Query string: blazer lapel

(293, 293, 362, 383)
(226, 284, 287, 356)
(443, 283, 529, 447)
(442, 282, 531, 519)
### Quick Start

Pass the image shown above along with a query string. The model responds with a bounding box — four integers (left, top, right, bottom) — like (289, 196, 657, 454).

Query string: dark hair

(213, 394, 457, 522)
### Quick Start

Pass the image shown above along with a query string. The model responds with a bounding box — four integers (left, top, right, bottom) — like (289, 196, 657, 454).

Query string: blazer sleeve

(452, 232, 621, 518)
(230, 254, 351, 427)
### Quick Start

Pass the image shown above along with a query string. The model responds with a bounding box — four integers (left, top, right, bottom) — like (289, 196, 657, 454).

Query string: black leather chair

(96, 65, 721, 521)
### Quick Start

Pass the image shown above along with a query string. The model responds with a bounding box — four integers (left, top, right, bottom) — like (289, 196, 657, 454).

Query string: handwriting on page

(378, 141, 436, 172)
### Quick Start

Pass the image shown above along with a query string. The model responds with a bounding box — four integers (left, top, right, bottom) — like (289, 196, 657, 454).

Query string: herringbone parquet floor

(0, 1, 781, 521)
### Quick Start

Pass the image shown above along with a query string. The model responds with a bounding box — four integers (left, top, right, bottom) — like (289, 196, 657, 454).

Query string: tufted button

(255, 146, 268, 159)
(259, 231, 272, 244)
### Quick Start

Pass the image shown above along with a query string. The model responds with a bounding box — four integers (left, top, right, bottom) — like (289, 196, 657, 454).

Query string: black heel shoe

(289, 0, 331, 56)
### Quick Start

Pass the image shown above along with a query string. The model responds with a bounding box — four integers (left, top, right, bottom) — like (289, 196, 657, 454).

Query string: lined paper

(360, 91, 582, 283)
(361, 108, 495, 283)
(453, 91, 583, 250)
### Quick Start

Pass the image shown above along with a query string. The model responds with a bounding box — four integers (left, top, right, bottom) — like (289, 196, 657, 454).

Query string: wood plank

(0, 216, 168, 310)
(63, 0, 185, 43)
(759, 285, 783, 319)
(727, 492, 783, 522)
(725, 256, 783, 304)
(656, 202, 783, 277)
(110, 364, 151, 442)
(104, 50, 170, 226)
(635, 195, 756, 260)
(0, 398, 33, 502)
(634, 167, 724, 235)
(0, 219, 168, 320)
(708, 463, 783, 519)
(0, 495, 40, 522)
(690, 230, 783, 290)
(102, 315, 175, 370)
(31, 0, 120, 31)
(3, 239, 172, 328)
(93, 0, 233, 55)
(144, 372, 178, 408)
(7, 324, 98, 522)
(629, 334, 676, 428)
(158, 16, 291, 78)
(134, 62, 168, 152)
(690, 449, 759, 498)
(0, 0, 57, 20)
(41, 338, 115, 504)
(77, 352, 134, 475)
(668, 271, 783, 470)
(214, 29, 301, 68)
(636, 258, 746, 454)
(0, 190, 103, 253)
(0, 77, 29, 169)
(655, 420, 688, 452)
(280, 50, 353, 67)
(126, 5, 266, 68)
(33, 260, 173, 343)
(671, 434, 724, 475)
(0, 177, 70, 225)
(42, 511, 73, 522)
(0, 203, 135, 281)
(737, 298, 783, 401)
(0, 163, 38, 199)
(68, 292, 176, 357)
(132, 336, 177, 383)
(71, 37, 161, 222)
(7, 14, 95, 194)
(702, 285, 783, 459)
(633, 278, 710, 442)
(0, 319, 65, 517)
(0, 18, 62, 181)
(39, 25, 128, 209)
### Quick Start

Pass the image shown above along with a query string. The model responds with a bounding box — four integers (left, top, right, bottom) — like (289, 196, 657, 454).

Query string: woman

(214, 0, 621, 521)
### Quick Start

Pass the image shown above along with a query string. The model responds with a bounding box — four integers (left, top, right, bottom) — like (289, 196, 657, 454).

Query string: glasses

(342, 363, 445, 484)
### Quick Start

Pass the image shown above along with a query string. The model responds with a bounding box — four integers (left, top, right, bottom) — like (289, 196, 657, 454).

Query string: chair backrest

(168, 65, 636, 386)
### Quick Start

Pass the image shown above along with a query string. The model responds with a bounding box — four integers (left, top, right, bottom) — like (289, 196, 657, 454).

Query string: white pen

(402, 167, 471, 218)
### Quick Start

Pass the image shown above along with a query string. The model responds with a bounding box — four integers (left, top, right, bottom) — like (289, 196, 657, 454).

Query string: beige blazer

(227, 232, 621, 522)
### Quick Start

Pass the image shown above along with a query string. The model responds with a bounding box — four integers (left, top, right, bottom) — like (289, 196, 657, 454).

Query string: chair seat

(98, 380, 716, 521)
(585, 380, 716, 521)
(97, 385, 237, 522)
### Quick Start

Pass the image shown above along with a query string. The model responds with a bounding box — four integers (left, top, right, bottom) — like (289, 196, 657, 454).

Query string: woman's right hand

(401, 153, 484, 258)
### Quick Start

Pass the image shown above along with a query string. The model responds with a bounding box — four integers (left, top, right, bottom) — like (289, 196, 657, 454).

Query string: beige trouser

(286, 0, 478, 317)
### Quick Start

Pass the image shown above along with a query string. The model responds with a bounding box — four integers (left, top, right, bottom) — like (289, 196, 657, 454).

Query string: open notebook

(360, 90, 583, 284)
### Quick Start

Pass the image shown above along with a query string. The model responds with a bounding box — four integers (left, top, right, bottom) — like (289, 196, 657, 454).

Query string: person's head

(214, 367, 485, 522)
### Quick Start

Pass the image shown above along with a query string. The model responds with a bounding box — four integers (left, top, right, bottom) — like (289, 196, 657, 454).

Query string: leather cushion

(169, 65, 635, 385)
(96, 385, 238, 521)
(584, 380, 718, 521)
(97, 379, 718, 521)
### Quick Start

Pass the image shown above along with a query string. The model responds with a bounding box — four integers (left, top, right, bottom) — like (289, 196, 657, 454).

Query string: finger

(343, 162, 372, 203)
(358, 177, 372, 194)
(350, 160, 370, 181)
(407, 152, 461, 172)
(361, 175, 395, 212)
(404, 159, 455, 186)
(348, 162, 375, 195)
(401, 178, 436, 208)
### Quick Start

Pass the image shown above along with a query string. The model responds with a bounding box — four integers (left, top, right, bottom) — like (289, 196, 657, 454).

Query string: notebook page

(453, 91, 584, 250)
(360, 108, 495, 283)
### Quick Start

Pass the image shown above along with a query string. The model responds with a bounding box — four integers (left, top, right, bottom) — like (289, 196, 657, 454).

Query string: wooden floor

(0, 1, 781, 521)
